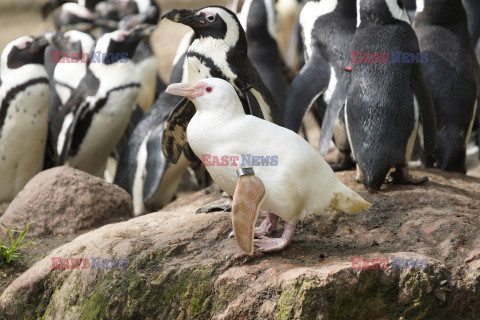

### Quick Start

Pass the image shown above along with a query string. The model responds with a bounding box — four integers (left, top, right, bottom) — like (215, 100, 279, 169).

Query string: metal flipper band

(237, 167, 255, 177)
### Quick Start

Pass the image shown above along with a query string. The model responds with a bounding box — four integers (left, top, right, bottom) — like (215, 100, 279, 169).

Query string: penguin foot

(254, 212, 280, 237)
(355, 164, 363, 183)
(196, 198, 232, 213)
(254, 223, 295, 253)
(389, 166, 428, 185)
(330, 151, 355, 172)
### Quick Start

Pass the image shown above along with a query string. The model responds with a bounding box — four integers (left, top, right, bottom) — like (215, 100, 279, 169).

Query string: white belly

(136, 56, 158, 112)
(0, 83, 49, 201)
(66, 87, 139, 177)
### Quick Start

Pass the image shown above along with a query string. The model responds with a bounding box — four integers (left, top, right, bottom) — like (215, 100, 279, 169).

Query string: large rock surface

(0, 167, 133, 237)
(1, 169, 480, 319)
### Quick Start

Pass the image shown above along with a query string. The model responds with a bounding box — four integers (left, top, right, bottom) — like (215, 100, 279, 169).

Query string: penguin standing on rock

(160, 6, 284, 212)
(0, 35, 51, 202)
(166, 78, 370, 254)
(50, 25, 155, 177)
(347, 0, 437, 192)
(284, 0, 356, 170)
(238, 0, 291, 111)
(114, 30, 197, 216)
(413, 0, 479, 173)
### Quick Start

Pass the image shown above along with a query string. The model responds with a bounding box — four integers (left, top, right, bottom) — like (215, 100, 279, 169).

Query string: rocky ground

(1, 168, 480, 319)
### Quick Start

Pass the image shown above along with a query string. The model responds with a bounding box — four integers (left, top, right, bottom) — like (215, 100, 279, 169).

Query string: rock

(0, 166, 133, 237)
(1, 169, 480, 319)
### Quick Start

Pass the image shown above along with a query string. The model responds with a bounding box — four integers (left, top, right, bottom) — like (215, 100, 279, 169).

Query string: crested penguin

(347, 0, 437, 192)
(413, 0, 479, 173)
(0, 35, 51, 202)
(50, 25, 155, 177)
(166, 77, 370, 254)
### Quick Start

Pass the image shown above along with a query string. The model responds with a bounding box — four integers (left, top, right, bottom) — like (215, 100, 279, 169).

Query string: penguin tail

(329, 188, 371, 215)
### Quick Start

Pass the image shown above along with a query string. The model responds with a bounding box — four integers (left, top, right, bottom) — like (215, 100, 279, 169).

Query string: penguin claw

(389, 166, 428, 185)
(254, 236, 289, 253)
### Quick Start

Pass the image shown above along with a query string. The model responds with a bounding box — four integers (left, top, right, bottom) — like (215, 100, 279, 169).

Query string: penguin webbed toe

(254, 223, 296, 253)
(388, 165, 428, 186)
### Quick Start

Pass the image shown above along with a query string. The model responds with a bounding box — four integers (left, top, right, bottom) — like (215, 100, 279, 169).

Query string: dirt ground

(1, 0, 480, 298)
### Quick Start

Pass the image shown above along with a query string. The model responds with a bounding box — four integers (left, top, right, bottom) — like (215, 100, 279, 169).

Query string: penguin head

(63, 30, 95, 53)
(93, 24, 156, 64)
(414, 0, 466, 25)
(162, 6, 244, 48)
(166, 78, 244, 114)
(53, 3, 95, 32)
(1, 35, 51, 70)
(357, 0, 410, 27)
(238, 0, 277, 40)
(41, 0, 70, 19)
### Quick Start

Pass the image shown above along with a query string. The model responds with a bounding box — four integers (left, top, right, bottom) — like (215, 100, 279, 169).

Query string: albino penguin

(0, 35, 51, 202)
(165, 78, 370, 254)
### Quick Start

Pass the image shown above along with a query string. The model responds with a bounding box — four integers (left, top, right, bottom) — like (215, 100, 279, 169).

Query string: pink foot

(254, 213, 279, 237)
(254, 223, 295, 253)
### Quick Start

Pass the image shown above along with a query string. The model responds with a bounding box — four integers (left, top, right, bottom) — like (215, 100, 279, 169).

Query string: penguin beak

(161, 9, 206, 28)
(166, 82, 197, 99)
(31, 34, 51, 50)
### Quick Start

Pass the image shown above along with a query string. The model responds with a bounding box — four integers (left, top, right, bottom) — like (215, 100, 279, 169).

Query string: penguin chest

(67, 87, 139, 176)
(186, 43, 238, 83)
(0, 82, 49, 200)
(136, 57, 158, 112)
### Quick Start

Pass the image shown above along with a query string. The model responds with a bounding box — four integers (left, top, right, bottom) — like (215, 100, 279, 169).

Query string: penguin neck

(0, 63, 47, 87)
(89, 60, 138, 93)
(192, 98, 245, 120)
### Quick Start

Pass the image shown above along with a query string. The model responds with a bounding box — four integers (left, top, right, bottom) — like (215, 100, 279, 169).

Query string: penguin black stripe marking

(64, 83, 141, 158)
(186, 51, 226, 80)
(0, 78, 49, 136)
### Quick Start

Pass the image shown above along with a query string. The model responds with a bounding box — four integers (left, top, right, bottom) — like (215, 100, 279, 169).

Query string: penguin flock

(1, 0, 479, 254)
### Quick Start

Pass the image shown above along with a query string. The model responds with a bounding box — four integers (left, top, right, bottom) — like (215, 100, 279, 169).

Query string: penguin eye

(206, 14, 215, 22)
(206, 87, 212, 93)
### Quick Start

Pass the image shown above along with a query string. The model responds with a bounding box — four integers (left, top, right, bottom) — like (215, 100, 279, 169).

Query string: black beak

(161, 9, 206, 28)
(31, 34, 51, 50)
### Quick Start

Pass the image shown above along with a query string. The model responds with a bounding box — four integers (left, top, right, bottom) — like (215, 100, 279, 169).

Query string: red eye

(206, 87, 212, 93)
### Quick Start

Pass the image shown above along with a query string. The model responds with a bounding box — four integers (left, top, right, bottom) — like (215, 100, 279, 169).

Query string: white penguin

(0, 35, 51, 202)
(165, 78, 370, 254)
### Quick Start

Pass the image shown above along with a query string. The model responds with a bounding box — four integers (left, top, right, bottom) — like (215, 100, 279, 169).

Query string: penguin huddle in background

(414, 0, 479, 173)
(346, 0, 436, 192)
(0, 35, 52, 202)
(284, 0, 356, 171)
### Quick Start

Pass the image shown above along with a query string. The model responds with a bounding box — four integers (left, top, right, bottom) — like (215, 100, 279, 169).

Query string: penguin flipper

(231, 168, 266, 256)
(161, 97, 196, 164)
(318, 71, 351, 156)
(59, 101, 89, 164)
(411, 63, 437, 157)
(283, 54, 330, 132)
(143, 126, 168, 201)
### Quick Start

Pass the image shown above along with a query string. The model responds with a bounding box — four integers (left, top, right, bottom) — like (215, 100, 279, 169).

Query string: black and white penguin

(0, 35, 51, 202)
(52, 30, 95, 105)
(161, 5, 284, 167)
(41, 0, 102, 18)
(52, 2, 96, 33)
(162, 6, 283, 126)
(50, 25, 155, 177)
(114, 32, 196, 215)
(413, 0, 479, 173)
(118, 0, 164, 112)
(284, 0, 356, 170)
(238, 0, 291, 111)
(347, 0, 437, 192)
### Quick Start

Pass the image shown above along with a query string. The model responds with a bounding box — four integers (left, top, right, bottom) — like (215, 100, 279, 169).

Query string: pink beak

(166, 82, 196, 98)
